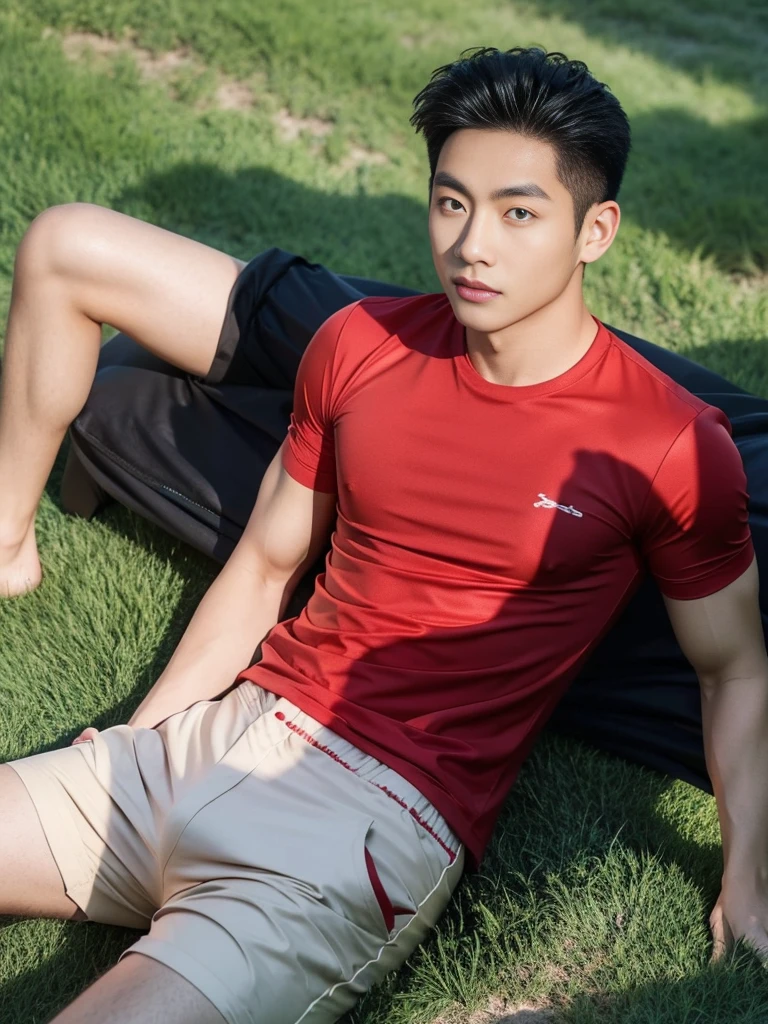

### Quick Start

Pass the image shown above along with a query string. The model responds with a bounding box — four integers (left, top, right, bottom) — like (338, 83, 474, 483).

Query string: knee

(15, 202, 110, 283)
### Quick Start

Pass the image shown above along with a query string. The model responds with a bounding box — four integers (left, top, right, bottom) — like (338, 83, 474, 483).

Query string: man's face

(429, 129, 589, 335)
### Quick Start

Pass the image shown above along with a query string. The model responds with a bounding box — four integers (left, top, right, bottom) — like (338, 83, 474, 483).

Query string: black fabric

(68, 248, 768, 794)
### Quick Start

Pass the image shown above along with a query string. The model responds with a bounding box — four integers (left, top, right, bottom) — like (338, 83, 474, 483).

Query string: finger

(73, 728, 99, 745)
(710, 904, 733, 963)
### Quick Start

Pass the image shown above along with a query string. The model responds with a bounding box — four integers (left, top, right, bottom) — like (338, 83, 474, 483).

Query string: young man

(1, 46, 767, 1024)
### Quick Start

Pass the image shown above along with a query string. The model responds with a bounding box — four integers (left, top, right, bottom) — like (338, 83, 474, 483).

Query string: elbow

(696, 670, 728, 696)
(696, 661, 768, 696)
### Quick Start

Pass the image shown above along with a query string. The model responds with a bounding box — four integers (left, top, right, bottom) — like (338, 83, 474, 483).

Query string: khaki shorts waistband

(269, 695, 462, 865)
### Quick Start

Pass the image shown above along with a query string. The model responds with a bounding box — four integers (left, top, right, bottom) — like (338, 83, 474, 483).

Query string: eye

(437, 196, 465, 213)
(508, 208, 533, 222)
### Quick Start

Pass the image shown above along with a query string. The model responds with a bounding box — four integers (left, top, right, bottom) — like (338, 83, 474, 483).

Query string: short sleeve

(281, 302, 358, 493)
(637, 406, 754, 599)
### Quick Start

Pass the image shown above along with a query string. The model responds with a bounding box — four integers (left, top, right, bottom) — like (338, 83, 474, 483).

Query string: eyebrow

(433, 171, 552, 202)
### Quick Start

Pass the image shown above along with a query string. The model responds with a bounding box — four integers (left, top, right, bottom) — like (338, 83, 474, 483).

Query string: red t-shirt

(238, 294, 753, 866)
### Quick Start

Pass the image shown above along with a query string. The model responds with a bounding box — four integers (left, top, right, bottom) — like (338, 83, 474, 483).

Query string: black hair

(410, 46, 631, 235)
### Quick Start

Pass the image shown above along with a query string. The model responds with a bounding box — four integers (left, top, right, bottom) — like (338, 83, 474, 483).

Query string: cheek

(428, 211, 453, 255)
(524, 217, 570, 254)
(504, 224, 573, 278)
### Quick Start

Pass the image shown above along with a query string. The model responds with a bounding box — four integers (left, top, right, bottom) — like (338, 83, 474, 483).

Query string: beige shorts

(8, 680, 464, 1024)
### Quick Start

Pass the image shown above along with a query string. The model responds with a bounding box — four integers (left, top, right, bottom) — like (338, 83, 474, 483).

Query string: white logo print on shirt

(533, 493, 583, 518)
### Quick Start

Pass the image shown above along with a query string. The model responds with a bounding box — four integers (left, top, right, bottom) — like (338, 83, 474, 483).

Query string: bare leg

(0, 764, 86, 920)
(0, 760, 226, 1020)
(0, 203, 245, 597)
(50, 953, 226, 1024)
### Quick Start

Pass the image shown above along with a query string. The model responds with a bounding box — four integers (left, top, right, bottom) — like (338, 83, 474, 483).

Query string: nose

(453, 209, 497, 268)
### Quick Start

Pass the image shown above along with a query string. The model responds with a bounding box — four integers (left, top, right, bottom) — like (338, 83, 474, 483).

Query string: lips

(452, 276, 499, 293)
(452, 276, 501, 304)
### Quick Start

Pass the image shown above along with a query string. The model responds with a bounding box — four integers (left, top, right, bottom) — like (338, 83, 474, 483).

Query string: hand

(710, 882, 768, 963)
(72, 727, 99, 746)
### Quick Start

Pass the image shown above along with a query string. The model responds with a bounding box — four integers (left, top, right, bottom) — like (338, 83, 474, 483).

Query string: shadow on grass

(117, 161, 437, 290)
(518, 0, 768, 106)
(520, 0, 768, 278)
(117, 106, 768, 277)
(678, 337, 768, 399)
(625, 109, 768, 275)
(556, 947, 768, 1023)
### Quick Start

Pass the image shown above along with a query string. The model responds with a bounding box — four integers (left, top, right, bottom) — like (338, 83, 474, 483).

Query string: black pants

(67, 248, 768, 794)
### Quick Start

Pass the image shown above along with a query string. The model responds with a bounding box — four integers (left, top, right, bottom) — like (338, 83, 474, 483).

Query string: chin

(448, 296, 519, 334)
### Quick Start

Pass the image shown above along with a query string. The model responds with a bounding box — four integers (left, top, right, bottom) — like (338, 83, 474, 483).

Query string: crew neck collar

(454, 313, 612, 403)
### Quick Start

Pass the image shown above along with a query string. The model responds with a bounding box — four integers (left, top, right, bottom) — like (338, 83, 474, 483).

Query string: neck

(464, 272, 598, 387)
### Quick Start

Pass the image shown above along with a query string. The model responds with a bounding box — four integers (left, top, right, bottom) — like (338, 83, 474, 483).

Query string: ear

(579, 200, 621, 265)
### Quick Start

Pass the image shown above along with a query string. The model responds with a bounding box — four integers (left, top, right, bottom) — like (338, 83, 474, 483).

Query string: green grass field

(1, 1, 768, 1021)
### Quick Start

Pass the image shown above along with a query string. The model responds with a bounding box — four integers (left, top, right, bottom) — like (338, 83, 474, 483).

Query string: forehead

(435, 129, 565, 199)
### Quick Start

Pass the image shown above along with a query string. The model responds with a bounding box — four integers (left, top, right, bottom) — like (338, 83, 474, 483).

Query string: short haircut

(410, 46, 632, 235)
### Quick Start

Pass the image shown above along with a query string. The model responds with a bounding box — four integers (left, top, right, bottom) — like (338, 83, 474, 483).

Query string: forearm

(128, 551, 300, 729)
(701, 672, 768, 884)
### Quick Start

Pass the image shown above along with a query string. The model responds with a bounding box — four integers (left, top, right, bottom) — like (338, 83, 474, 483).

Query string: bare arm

(663, 555, 768, 957)
(125, 439, 337, 729)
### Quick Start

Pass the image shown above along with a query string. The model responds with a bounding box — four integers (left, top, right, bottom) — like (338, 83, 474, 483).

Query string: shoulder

(323, 292, 454, 364)
(598, 325, 735, 467)
(603, 326, 715, 426)
(353, 292, 454, 336)
(356, 292, 451, 317)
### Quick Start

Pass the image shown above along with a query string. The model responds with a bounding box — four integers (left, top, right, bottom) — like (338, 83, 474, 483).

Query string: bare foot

(0, 525, 43, 598)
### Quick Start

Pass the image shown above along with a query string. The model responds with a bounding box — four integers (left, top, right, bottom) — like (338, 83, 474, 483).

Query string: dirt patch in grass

(433, 996, 556, 1024)
(54, 29, 387, 168)
(215, 80, 255, 111)
(273, 107, 334, 142)
(272, 109, 388, 169)
(338, 143, 389, 171)
(60, 30, 195, 79)
(55, 29, 256, 110)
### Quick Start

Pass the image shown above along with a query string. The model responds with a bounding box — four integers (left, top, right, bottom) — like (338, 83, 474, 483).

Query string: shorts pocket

(352, 818, 416, 941)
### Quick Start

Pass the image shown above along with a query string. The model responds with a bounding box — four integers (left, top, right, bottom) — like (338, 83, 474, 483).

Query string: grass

(1, 0, 768, 1020)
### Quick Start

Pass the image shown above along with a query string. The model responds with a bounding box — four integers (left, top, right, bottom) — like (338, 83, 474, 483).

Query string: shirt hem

(656, 540, 755, 601)
(282, 445, 338, 493)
